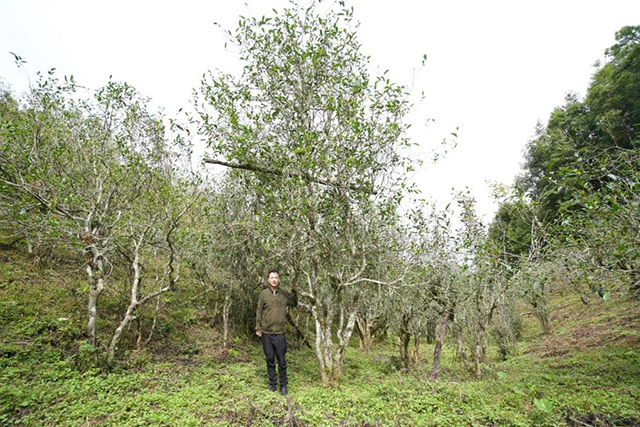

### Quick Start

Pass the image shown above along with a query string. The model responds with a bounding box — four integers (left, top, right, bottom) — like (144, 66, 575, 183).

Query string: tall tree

(586, 25, 640, 149)
(196, 2, 412, 384)
(519, 26, 640, 223)
(514, 26, 640, 297)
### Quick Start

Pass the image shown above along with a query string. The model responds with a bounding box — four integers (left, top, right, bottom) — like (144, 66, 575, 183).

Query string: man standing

(255, 269, 297, 395)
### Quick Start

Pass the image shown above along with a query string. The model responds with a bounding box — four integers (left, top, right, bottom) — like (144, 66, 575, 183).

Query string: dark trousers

(262, 333, 288, 387)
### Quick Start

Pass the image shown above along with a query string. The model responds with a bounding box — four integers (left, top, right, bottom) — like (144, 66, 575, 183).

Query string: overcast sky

(2, 0, 639, 221)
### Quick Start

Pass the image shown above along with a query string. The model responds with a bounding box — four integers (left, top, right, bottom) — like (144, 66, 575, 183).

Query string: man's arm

(287, 286, 298, 308)
(255, 292, 263, 337)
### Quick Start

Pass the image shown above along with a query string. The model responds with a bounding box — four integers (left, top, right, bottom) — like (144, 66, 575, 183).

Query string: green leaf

(534, 397, 553, 412)
(540, 373, 554, 381)
(497, 371, 508, 379)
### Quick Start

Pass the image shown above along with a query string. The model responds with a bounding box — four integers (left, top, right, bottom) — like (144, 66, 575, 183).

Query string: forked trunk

(356, 315, 373, 353)
(311, 303, 357, 385)
(108, 243, 143, 363)
(412, 335, 421, 365)
(108, 301, 137, 361)
(398, 313, 411, 370)
(86, 262, 105, 348)
(107, 234, 174, 363)
(430, 310, 450, 381)
(335, 307, 357, 373)
(473, 312, 493, 378)
(473, 327, 487, 378)
(312, 308, 333, 384)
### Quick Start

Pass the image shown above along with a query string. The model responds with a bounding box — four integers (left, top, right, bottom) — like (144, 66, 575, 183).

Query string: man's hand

(256, 331, 262, 337)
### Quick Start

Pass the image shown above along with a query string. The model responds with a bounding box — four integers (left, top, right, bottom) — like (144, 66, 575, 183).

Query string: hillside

(2, 246, 639, 426)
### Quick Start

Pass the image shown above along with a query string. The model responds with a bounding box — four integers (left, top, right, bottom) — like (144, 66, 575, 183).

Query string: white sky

(1, 0, 639, 221)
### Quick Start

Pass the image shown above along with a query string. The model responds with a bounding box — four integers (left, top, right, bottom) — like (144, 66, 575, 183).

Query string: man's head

(267, 270, 280, 289)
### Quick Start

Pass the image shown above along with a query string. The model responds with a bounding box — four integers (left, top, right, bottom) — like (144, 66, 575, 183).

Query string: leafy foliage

(519, 26, 640, 224)
(196, 1, 413, 384)
(1, 8, 639, 427)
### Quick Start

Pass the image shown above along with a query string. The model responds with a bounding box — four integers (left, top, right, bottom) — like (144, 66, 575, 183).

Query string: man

(255, 269, 297, 396)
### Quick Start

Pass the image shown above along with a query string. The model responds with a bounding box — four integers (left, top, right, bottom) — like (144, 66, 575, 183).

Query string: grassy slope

(1, 247, 639, 426)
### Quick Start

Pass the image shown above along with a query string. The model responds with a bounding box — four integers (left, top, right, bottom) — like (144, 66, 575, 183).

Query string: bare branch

(203, 158, 376, 195)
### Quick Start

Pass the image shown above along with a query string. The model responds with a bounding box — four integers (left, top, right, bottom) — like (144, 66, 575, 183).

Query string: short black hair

(268, 269, 279, 276)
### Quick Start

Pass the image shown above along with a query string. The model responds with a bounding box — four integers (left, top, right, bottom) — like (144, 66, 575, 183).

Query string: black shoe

(269, 384, 277, 392)
(280, 386, 287, 396)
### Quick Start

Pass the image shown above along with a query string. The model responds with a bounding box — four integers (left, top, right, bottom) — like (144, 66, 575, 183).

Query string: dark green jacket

(255, 287, 297, 335)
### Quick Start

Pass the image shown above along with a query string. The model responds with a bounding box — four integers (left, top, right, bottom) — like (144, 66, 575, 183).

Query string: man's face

(268, 272, 280, 288)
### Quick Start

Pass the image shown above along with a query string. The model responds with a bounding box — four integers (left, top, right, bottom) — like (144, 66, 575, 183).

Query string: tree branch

(203, 158, 376, 194)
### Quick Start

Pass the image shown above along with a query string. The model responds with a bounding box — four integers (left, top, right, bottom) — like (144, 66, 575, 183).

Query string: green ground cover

(3, 336, 639, 425)
(1, 248, 639, 426)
